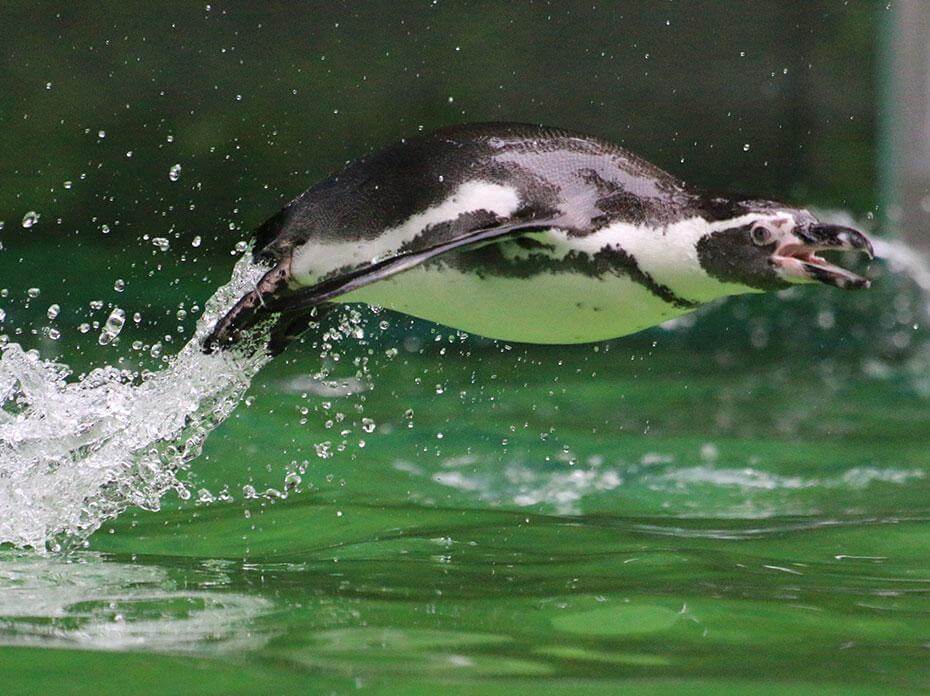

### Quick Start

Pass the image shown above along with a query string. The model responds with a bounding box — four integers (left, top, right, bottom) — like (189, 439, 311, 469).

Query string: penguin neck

(572, 213, 775, 303)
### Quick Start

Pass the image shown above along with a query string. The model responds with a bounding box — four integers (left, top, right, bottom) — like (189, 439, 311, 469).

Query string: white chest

(342, 263, 695, 343)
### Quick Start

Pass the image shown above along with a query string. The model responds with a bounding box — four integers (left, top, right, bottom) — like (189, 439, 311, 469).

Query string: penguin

(204, 122, 873, 353)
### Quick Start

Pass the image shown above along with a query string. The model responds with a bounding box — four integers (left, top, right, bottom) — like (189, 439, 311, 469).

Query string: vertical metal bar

(883, 0, 930, 247)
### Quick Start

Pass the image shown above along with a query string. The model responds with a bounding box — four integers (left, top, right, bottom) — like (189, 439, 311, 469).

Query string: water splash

(0, 255, 274, 551)
(873, 237, 930, 316)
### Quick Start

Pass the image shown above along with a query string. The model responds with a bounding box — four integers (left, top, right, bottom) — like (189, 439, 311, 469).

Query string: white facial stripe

(290, 181, 521, 284)
(548, 212, 791, 301)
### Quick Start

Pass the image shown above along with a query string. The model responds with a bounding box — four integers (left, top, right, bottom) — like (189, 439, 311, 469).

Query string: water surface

(3, 309, 929, 693)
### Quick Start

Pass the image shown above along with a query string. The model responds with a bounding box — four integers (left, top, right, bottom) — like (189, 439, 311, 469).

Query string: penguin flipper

(203, 221, 545, 353)
(264, 221, 548, 316)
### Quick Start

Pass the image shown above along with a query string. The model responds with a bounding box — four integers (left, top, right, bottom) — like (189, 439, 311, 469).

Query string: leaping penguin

(204, 122, 873, 353)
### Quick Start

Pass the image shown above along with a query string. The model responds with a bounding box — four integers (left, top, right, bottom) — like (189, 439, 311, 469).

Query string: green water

(2, 328, 929, 694)
(0, 3, 907, 692)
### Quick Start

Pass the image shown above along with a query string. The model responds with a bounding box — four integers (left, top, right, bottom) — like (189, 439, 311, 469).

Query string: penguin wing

(204, 220, 548, 351)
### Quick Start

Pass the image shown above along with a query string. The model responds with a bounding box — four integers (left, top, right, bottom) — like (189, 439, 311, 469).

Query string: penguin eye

(750, 225, 773, 246)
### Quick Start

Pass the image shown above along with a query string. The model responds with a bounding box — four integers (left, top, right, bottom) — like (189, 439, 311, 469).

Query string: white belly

(341, 266, 696, 344)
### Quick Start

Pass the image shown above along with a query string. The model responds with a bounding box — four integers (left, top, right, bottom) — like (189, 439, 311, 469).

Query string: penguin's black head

(696, 204, 874, 293)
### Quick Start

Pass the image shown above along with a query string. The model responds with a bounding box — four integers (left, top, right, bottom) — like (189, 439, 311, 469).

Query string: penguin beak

(771, 224, 874, 290)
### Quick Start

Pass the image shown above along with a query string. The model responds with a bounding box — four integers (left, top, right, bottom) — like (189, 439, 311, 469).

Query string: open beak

(772, 224, 874, 290)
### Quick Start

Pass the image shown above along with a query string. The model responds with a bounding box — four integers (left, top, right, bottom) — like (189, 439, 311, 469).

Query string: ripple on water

(0, 552, 275, 653)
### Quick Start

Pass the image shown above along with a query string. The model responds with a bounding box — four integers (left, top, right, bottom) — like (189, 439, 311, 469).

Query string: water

(2, 238, 930, 692)
(0, 551, 273, 653)
(0, 255, 273, 550)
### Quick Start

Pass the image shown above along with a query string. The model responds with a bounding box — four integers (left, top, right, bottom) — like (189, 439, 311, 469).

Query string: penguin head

(696, 204, 874, 293)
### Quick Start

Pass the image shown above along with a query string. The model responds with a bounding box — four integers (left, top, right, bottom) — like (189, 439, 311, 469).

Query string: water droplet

(168, 164, 182, 181)
(46, 304, 60, 320)
(98, 307, 126, 345)
(113, 279, 126, 292)
(152, 237, 170, 251)
(97, 130, 106, 139)
(47, 328, 60, 340)
(21, 211, 39, 228)
(743, 143, 751, 152)
(63, 181, 73, 190)
(234, 240, 248, 253)
(361, 418, 376, 433)
(101, 224, 110, 235)
(27, 288, 41, 299)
